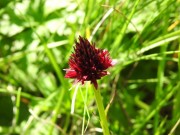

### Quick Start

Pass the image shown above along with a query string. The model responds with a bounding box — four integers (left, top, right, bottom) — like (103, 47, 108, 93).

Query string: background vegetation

(0, 0, 180, 134)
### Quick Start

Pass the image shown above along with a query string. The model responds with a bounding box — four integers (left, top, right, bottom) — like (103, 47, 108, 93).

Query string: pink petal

(111, 59, 117, 66)
(64, 69, 77, 78)
(91, 79, 98, 89)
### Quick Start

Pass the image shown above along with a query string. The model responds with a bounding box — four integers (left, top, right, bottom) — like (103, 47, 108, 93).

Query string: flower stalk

(65, 36, 114, 135)
(93, 86, 110, 135)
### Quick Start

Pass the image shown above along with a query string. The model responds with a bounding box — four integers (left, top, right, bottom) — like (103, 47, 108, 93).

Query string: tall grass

(0, 0, 180, 134)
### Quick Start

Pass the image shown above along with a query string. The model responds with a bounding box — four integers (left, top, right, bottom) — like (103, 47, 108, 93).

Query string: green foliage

(0, 0, 180, 134)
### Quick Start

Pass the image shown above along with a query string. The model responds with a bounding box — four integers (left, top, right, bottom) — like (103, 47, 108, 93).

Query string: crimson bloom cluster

(65, 36, 114, 89)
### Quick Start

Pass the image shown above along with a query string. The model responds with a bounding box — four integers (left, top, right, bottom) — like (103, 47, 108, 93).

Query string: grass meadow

(0, 0, 180, 134)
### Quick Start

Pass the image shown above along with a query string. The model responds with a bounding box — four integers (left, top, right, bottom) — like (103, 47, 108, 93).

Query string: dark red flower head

(64, 36, 114, 89)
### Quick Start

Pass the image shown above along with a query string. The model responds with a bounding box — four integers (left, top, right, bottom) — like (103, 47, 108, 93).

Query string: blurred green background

(0, 0, 180, 135)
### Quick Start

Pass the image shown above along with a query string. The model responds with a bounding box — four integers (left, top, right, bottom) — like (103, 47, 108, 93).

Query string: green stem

(93, 87, 110, 135)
